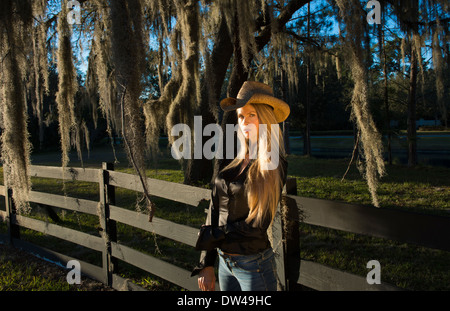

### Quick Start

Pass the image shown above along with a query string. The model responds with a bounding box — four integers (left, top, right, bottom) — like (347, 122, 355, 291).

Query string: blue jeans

(218, 248, 277, 291)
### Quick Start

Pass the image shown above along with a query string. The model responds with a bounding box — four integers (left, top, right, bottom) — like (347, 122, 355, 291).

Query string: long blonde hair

(222, 104, 286, 227)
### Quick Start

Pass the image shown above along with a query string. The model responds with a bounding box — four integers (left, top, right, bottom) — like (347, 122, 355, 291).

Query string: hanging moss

(31, 1, 49, 149)
(0, 0, 34, 214)
(55, 0, 79, 168)
(335, 0, 386, 207)
(166, 0, 201, 149)
(3, 0, 447, 213)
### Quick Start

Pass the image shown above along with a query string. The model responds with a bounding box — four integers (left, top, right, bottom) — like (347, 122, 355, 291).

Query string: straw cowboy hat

(220, 81, 290, 123)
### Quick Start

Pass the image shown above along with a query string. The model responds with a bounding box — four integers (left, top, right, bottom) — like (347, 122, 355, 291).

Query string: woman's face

(237, 104, 259, 142)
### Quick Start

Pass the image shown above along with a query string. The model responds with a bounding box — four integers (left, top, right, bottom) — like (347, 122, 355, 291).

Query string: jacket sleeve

(191, 178, 224, 276)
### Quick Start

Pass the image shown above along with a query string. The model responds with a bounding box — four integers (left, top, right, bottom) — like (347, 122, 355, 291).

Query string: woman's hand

(198, 266, 216, 291)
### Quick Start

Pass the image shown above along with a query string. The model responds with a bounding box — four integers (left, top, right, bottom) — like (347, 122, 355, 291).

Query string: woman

(191, 81, 290, 291)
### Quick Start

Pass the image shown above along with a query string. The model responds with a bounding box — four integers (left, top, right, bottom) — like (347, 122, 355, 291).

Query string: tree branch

(284, 29, 322, 48)
(256, 0, 313, 51)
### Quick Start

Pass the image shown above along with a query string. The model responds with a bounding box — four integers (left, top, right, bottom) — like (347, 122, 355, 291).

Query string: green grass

(288, 155, 450, 215)
(0, 259, 72, 291)
(1, 144, 449, 290)
(0, 243, 109, 291)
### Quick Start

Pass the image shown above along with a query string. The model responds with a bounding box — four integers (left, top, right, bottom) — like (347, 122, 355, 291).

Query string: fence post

(99, 162, 118, 287)
(3, 168, 20, 246)
(5, 187, 20, 245)
(272, 206, 286, 290)
(273, 177, 299, 291)
(283, 178, 301, 291)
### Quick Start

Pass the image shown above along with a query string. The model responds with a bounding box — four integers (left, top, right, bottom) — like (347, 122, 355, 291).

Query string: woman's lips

(242, 125, 256, 133)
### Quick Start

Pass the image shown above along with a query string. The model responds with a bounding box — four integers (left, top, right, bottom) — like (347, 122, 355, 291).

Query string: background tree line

(0, 0, 448, 213)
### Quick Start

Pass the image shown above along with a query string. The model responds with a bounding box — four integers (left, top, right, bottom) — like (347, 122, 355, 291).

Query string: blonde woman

(191, 81, 290, 291)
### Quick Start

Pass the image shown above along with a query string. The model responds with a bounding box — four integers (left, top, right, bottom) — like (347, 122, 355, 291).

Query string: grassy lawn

(288, 155, 450, 215)
(0, 143, 449, 290)
(0, 243, 111, 291)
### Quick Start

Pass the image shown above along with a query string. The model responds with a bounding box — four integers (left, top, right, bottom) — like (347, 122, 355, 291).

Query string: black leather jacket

(191, 156, 288, 276)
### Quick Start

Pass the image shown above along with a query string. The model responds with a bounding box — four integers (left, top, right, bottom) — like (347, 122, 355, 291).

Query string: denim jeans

(218, 248, 277, 291)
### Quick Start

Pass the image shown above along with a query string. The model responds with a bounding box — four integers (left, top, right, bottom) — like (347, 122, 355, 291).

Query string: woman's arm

(191, 177, 225, 277)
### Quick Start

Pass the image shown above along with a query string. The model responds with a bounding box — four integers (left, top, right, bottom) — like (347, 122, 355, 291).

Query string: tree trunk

(407, 41, 418, 167)
(215, 7, 248, 179)
(184, 10, 233, 186)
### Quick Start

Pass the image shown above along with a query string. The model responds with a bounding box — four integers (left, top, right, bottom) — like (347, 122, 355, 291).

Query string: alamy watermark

(67, 1, 381, 26)
(366, 0, 381, 25)
(65, 258, 382, 286)
(170, 116, 280, 170)
(66, 259, 81, 284)
(366, 260, 381, 285)
(67, 0, 81, 25)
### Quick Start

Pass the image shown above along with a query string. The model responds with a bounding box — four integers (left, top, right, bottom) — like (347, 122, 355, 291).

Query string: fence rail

(1, 163, 449, 291)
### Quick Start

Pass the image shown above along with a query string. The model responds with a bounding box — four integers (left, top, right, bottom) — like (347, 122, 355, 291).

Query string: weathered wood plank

(290, 195, 450, 251)
(28, 191, 98, 215)
(271, 208, 286, 290)
(109, 205, 199, 247)
(14, 215, 104, 252)
(297, 260, 401, 291)
(111, 242, 198, 291)
(107, 170, 211, 206)
(29, 165, 99, 183)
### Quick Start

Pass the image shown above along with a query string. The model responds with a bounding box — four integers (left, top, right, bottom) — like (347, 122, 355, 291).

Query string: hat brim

(220, 93, 290, 123)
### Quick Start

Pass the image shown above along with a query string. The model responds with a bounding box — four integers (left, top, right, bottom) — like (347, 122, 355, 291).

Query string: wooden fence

(0, 162, 449, 291)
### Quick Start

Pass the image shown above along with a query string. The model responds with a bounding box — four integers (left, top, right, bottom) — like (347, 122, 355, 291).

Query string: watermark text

(366, 260, 381, 285)
(67, 0, 81, 25)
(366, 0, 381, 25)
(170, 116, 280, 170)
(66, 259, 81, 284)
